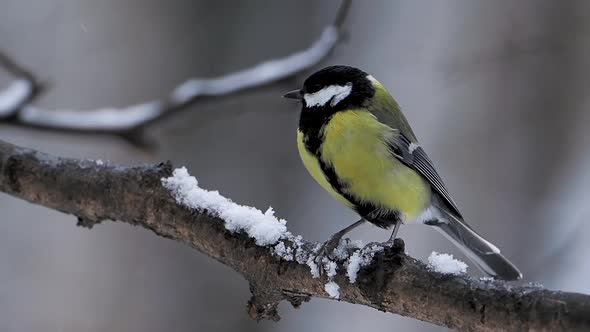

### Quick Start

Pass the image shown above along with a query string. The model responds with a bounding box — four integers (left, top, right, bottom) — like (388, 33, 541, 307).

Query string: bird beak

(283, 89, 302, 100)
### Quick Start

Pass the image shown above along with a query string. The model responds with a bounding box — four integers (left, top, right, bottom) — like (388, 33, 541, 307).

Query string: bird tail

(433, 211, 522, 281)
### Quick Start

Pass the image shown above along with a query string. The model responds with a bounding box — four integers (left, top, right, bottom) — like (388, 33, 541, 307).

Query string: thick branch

(0, 139, 589, 331)
(0, 0, 351, 146)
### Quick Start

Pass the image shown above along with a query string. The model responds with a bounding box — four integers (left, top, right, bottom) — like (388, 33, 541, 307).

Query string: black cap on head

(303, 66, 367, 92)
(301, 65, 375, 110)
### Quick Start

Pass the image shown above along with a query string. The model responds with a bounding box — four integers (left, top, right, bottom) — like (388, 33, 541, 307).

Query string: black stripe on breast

(299, 110, 333, 156)
(299, 108, 401, 229)
(317, 152, 400, 229)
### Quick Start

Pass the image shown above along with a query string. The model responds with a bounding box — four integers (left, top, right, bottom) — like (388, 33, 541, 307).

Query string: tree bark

(0, 138, 588, 331)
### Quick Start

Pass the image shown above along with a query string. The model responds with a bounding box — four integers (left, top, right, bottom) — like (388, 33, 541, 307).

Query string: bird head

(283, 65, 376, 112)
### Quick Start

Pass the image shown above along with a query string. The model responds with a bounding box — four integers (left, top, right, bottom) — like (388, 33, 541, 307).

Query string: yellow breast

(297, 110, 431, 221)
(297, 130, 354, 209)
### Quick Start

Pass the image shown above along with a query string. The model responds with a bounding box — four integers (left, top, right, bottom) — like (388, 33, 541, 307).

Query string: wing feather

(366, 80, 462, 219)
(388, 133, 463, 219)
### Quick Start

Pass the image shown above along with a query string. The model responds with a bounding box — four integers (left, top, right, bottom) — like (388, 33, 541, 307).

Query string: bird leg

(360, 221, 403, 256)
(383, 221, 401, 247)
(315, 218, 366, 263)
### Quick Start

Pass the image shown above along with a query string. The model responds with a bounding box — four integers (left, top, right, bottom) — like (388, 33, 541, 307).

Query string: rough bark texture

(0, 138, 589, 332)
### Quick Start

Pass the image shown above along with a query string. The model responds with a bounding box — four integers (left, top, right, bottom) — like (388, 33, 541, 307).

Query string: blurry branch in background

(1, 138, 589, 332)
(0, 0, 351, 149)
(0, 53, 45, 118)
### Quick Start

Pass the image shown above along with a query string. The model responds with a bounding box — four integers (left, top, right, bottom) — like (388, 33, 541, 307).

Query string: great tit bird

(284, 65, 522, 280)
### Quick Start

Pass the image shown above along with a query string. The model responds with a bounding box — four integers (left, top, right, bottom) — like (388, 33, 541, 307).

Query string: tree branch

(0, 53, 45, 117)
(0, 138, 589, 331)
(0, 0, 351, 148)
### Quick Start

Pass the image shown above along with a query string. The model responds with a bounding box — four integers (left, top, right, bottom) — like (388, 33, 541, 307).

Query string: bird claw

(313, 237, 341, 274)
(363, 239, 394, 251)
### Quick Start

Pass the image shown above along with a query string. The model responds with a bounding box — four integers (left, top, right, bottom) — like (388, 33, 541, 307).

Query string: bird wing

(365, 86, 463, 219)
(387, 133, 463, 219)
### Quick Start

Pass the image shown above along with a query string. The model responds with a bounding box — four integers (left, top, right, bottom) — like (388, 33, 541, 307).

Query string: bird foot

(362, 241, 387, 251)
(363, 238, 396, 251)
(363, 238, 405, 255)
(382, 237, 396, 248)
(313, 236, 342, 274)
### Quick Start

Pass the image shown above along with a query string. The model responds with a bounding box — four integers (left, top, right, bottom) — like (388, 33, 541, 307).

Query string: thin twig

(0, 0, 352, 147)
(0, 52, 44, 117)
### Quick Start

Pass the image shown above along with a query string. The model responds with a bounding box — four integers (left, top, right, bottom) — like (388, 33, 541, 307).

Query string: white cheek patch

(303, 83, 352, 108)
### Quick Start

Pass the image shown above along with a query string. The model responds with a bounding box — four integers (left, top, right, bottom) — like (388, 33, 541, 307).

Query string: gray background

(1, 1, 590, 331)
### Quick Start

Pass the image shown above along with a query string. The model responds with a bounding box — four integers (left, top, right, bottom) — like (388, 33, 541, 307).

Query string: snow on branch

(0, 79, 34, 116)
(428, 251, 468, 275)
(0, 53, 43, 117)
(1, 138, 590, 332)
(162, 167, 288, 246)
(0, 0, 351, 142)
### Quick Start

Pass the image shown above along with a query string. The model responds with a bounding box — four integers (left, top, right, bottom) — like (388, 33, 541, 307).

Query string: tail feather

(434, 212, 522, 281)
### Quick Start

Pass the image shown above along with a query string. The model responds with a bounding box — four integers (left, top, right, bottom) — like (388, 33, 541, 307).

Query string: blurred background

(1, 0, 590, 331)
